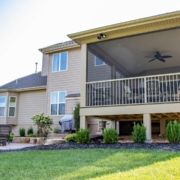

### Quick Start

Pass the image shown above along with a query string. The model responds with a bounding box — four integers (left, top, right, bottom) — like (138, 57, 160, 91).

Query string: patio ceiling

(89, 28, 180, 76)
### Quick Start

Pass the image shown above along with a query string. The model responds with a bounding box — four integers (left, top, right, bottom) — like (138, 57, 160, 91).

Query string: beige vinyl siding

(46, 48, 81, 124)
(66, 98, 80, 114)
(17, 90, 46, 125)
(41, 54, 49, 76)
(87, 51, 112, 82)
(7, 92, 19, 125)
(0, 92, 8, 124)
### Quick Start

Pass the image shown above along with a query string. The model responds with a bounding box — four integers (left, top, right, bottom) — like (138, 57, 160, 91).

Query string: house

(1, 11, 180, 141)
(0, 41, 100, 135)
(67, 11, 180, 142)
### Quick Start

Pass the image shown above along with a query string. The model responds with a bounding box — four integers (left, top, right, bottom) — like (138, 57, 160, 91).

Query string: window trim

(50, 91, 66, 116)
(94, 56, 106, 66)
(0, 96, 6, 117)
(52, 52, 68, 72)
(8, 96, 17, 118)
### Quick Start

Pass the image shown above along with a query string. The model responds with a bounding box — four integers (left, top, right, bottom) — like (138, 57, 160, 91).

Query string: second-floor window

(52, 52, 68, 72)
(51, 91, 66, 115)
(95, 56, 106, 66)
(0, 96, 6, 117)
(8, 96, 16, 117)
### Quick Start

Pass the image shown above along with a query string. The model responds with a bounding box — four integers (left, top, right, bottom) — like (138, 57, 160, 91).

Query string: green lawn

(0, 149, 180, 180)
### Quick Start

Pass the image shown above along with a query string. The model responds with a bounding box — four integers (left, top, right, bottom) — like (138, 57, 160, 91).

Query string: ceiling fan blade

(161, 55, 172, 58)
(159, 58, 165, 62)
(149, 58, 156, 62)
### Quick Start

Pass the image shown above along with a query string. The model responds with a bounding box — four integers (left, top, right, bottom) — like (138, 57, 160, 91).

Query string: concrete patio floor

(0, 143, 38, 150)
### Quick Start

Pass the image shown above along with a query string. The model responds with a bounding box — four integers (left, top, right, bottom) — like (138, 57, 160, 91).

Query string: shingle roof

(39, 40, 79, 53)
(0, 72, 47, 90)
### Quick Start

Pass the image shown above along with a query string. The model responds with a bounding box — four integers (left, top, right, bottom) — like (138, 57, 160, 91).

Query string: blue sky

(0, 0, 179, 86)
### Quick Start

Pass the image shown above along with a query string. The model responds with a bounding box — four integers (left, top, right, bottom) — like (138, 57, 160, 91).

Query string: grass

(0, 149, 180, 180)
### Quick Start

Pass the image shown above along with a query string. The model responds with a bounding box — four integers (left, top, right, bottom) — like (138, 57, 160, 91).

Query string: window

(8, 97, 16, 117)
(95, 56, 105, 66)
(52, 52, 68, 72)
(0, 96, 6, 117)
(51, 91, 66, 115)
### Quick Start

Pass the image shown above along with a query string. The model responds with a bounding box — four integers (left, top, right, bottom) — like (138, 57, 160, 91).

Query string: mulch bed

(0, 142, 180, 153)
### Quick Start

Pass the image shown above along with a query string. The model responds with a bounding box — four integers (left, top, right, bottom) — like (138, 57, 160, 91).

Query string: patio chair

(0, 125, 12, 146)
(124, 85, 140, 104)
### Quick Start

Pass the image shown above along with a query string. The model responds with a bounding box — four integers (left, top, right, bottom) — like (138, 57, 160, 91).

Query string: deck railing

(86, 73, 180, 106)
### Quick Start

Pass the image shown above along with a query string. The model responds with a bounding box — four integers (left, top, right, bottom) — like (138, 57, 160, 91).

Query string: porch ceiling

(92, 113, 180, 121)
(89, 28, 180, 75)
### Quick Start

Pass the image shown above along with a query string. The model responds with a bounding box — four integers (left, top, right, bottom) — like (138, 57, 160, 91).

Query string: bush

(73, 104, 80, 131)
(103, 128, 118, 143)
(54, 127, 61, 134)
(19, 128, 25, 137)
(27, 133, 36, 137)
(65, 134, 77, 142)
(76, 129, 90, 143)
(9, 133, 14, 141)
(166, 120, 180, 143)
(132, 122, 146, 143)
(27, 126, 33, 135)
(31, 113, 53, 144)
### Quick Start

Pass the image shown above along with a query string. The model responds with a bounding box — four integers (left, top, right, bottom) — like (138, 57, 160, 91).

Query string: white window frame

(94, 56, 106, 66)
(0, 96, 6, 117)
(52, 52, 68, 72)
(8, 96, 17, 117)
(50, 91, 66, 116)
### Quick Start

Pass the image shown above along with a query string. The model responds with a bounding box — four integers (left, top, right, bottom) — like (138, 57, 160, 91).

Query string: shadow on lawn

(1, 149, 180, 180)
(52, 149, 180, 180)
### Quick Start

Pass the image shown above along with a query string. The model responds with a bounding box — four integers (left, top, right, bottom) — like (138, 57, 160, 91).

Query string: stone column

(160, 119, 166, 135)
(143, 113, 152, 143)
(80, 116, 88, 129)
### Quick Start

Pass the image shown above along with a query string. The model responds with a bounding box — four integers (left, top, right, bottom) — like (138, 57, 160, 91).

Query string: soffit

(68, 11, 180, 44)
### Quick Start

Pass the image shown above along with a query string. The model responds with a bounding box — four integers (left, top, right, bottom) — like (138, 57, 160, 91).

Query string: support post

(80, 116, 88, 129)
(160, 119, 166, 136)
(143, 113, 152, 143)
(80, 44, 87, 107)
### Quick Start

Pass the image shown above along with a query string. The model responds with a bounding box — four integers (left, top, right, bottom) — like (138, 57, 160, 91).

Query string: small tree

(73, 103, 80, 131)
(31, 113, 53, 144)
(132, 122, 146, 143)
(166, 120, 180, 143)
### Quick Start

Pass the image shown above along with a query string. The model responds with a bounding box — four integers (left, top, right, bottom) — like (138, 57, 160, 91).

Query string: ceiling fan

(146, 51, 172, 62)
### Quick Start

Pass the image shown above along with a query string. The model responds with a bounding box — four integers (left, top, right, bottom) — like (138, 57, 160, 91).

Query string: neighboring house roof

(66, 93, 80, 98)
(39, 40, 80, 53)
(0, 72, 47, 90)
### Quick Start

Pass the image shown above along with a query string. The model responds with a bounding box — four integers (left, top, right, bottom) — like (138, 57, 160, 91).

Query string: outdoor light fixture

(97, 33, 106, 40)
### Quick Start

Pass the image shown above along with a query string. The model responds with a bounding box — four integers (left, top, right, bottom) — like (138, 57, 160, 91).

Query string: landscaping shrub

(166, 120, 180, 143)
(132, 122, 146, 143)
(31, 113, 53, 144)
(19, 128, 25, 137)
(65, 134, 77, 142)
(54, 127, 61, 134)
(73, 103, 80, 131)
(103, 128, 118, 143)
(27, 133, 36, 137)
(9, 133, 14, 141)
(27, 126, 33, 135)
(76, 129, 90, 143)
